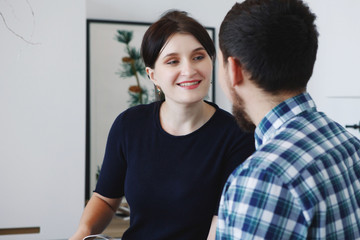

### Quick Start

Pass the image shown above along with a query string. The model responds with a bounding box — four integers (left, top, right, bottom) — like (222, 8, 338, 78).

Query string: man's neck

(246, 88, 305, 127)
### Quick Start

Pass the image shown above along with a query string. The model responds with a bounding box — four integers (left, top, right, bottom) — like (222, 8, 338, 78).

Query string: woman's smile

(177, 80, 202, 89)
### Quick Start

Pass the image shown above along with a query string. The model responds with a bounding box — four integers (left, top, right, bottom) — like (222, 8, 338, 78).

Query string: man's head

(219, 0, 318, 131)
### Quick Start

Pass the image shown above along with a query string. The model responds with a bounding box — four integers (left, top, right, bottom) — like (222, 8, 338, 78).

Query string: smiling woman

(70, 10, 255, 240)
(86, 20, 216, 196)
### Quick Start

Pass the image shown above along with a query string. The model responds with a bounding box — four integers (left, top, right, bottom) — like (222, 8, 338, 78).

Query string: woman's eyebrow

(192, 47, 206, 52)
(162, 52, 178, 59)
(162, 47, 206, 59)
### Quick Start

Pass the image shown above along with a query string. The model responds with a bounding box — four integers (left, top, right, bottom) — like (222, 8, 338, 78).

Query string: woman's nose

(180, 61, 196, 76)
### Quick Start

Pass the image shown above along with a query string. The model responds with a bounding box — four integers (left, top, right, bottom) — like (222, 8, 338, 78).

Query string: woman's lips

(177, 80, 201, 89)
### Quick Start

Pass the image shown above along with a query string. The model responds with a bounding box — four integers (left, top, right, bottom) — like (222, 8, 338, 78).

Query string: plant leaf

(115, 30, 133, 44)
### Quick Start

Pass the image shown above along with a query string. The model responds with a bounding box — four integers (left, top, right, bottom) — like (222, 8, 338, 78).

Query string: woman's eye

(166, 59, 179, 65)
(194, 55, 204, 61)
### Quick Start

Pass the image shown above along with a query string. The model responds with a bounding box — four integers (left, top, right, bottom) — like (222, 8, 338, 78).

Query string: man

(216, 0, 360, 239)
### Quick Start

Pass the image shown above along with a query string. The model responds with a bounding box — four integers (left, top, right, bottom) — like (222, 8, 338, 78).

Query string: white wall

(0, 0, 85, 239)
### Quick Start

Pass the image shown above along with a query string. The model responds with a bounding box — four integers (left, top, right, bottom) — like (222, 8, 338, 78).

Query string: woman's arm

(207, 215, 218, 240)
(69, 193, 122, 240)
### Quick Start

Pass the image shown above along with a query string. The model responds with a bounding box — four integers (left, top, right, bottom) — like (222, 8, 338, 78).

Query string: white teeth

(179, 81, 200, 87)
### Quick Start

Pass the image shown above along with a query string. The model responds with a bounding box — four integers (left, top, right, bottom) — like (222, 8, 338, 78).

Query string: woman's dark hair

(141, 10, 215, 69)
(219, 0, 319, 93)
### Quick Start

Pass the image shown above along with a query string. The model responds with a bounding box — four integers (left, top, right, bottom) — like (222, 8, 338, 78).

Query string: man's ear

(227, 57, 244, 87)
(146, 67, 156, 84)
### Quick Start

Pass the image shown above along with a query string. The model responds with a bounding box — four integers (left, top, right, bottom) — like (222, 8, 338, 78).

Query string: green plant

(115, 30, 149, 106)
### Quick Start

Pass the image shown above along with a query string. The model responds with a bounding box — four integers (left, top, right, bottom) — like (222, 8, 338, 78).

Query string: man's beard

(231, 89, 256, 132)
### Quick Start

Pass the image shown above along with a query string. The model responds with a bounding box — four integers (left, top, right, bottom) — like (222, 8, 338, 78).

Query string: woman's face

(147, 33, 213, 105)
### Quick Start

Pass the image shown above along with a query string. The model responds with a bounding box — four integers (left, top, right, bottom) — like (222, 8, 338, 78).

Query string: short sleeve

(94, 113, 127, 198)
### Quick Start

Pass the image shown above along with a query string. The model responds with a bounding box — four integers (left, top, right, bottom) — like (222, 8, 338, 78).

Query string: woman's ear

(146, 67, 156, 84)
(227, 57, 244, 87)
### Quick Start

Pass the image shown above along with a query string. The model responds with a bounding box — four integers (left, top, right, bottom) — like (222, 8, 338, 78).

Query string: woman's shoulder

(202, 101, 253, 143)
(120, 101, 159, 118)
(206, 101, 239, 125)
(111, 101, 160, 128)
(206, 100, 232, 116)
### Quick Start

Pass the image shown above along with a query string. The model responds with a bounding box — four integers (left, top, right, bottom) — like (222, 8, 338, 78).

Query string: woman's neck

(159, 100, 215, 136)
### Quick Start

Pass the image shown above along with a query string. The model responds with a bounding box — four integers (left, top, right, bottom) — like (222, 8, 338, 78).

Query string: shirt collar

(254, 92, 317, 148)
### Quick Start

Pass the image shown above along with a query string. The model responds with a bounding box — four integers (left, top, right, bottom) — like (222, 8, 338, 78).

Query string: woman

(70, 10, 255, 240)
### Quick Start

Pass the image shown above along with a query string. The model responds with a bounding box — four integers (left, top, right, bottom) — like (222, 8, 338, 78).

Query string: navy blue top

(95, 101, 255, 240)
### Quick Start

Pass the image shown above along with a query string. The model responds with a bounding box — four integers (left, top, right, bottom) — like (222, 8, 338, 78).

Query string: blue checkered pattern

(216, 93, 360, 239)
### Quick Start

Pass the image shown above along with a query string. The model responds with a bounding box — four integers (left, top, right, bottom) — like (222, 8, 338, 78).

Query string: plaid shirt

(216, 93, 360, 239)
